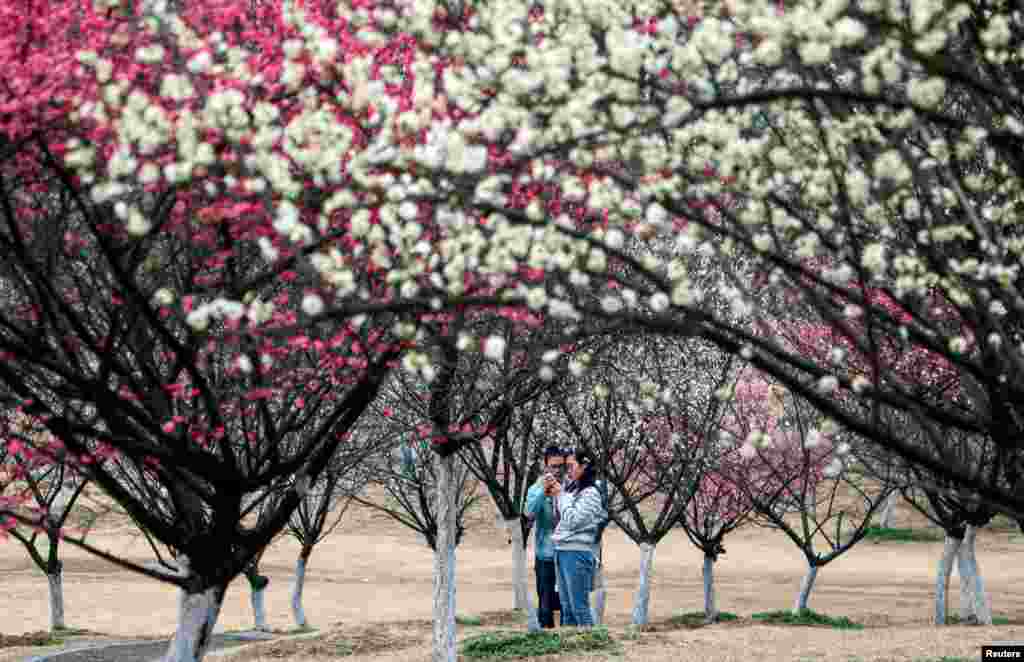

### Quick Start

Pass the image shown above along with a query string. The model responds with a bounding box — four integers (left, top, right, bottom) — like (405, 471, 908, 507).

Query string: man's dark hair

(543, 445, 568, 462)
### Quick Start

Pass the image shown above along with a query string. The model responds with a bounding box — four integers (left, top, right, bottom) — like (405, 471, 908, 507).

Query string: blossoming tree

(765, 292, 1001, 623)
(0, 14, 404, 655)
(377, 0, 1024, 521)
(437, 314, 615, 614)
(899, 441, 997, 625)
(723, 370, 895, 612)
(677, 433, 757, 623)
(285, 441, 373, 630)
(0, 414, 94, 632)
(550, 335, 730, 626)
(352, 390, 482, 657)
(351, 374, 482, 553)
(5, 0, 1024, 656)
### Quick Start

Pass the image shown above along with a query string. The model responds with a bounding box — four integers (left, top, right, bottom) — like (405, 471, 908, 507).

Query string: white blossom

(126, 209, 152, 237)
(152, 288, 175, 306)
(862, 243, 887, 274)
(816, 375, 839, 394)
(601, 295, 623, 314)
(483, 335, 506, 362)
(823, 458, 844, 478)
(526, 287, 547, 310)
(907, 77, 947, 109)
(301, 294, 325, 317)
(834, 18, 867, 46)
(186, 308, 210, 331)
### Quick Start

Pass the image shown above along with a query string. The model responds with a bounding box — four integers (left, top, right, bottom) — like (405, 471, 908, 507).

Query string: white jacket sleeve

(558, 486, 604, 533)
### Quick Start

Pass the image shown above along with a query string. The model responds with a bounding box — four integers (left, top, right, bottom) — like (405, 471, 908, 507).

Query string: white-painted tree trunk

(794, 564, 819, 612)
(433, 453, 458, 662)
(631, 543, 656, 625)
(592, 560, 607, 626)
(48, 571, 65, 631)
(162, 584, 227, 662)
(291, 556, 309, 628)
(878, 491, 898, 528)
(506, 519, 540, 631)
(251, 586, 269, 632)
(957, 549, 973, 623)
(508, 518, 528, 611)
(703, 554, 718, 623)
(956, 525, 992, 625)
(935, 534, 963, 625)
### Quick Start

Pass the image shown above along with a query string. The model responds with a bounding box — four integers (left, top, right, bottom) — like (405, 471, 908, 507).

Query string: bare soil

(2, 488, 1024, 661)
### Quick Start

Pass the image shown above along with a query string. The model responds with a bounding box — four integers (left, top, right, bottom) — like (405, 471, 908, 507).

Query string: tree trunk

(432, 453, 458, 662)
(794, 563, 818, 612)
(508, 518, 528, 611)
(506, 519, 540, 631)
(956, 525, 992, 625)
(878, 491, 898, 528)
(631, 543, 656, 625)
(48, 570, 66, 631)
(162, 580, 227, 662)
(592, 560, 607, 626)
(245, 566, 270, 632)
(703, 554, 718, 623)
(291, 552, 311, 629)
(251, 585, 269, 632)
(935, 534, 963, 625)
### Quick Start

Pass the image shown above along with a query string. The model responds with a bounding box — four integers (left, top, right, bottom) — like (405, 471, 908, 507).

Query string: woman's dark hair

(566, 448, 597, 493)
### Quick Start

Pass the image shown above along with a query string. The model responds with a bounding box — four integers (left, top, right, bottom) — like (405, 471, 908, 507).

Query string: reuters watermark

(984, 644, 1024, 659)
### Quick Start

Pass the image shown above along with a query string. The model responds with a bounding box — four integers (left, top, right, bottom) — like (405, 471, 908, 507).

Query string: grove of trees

(2, 0, 1023, 660)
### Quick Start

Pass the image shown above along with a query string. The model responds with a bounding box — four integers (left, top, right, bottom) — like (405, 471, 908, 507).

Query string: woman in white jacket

(548, 449, 606, 627)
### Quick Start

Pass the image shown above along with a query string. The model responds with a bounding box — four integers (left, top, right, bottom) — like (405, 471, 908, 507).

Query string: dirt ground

(2, 493, 1024, 661)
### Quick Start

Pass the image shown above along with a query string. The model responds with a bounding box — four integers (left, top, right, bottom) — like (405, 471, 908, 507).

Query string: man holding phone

(525, 445, 569, 628)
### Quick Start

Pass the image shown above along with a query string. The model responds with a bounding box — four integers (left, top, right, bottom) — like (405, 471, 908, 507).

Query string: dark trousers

(535, 558, 562, 628)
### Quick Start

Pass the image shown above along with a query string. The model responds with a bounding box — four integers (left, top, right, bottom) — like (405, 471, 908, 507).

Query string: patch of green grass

(217, 639, 252, 650)
(220, 628, 281, 640)
(457, 614, 484, 626)
(271, 625, 317, 635)
(750, 608, 863, 630)
(990, 514, 1019, 530)
(863, 526, 943, 542)
(461, 626, 619, 659)
(331, 640, 355, 656)
(945, 614, 1011, 625)
(667, 611, 740, 627)
(620, 625, 642, 641)
(0, 631, 66, 648)
(50, 627, 94, 636)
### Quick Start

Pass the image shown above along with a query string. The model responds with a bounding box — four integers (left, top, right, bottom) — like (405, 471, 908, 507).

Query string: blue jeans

(555, 550, 595, 627)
